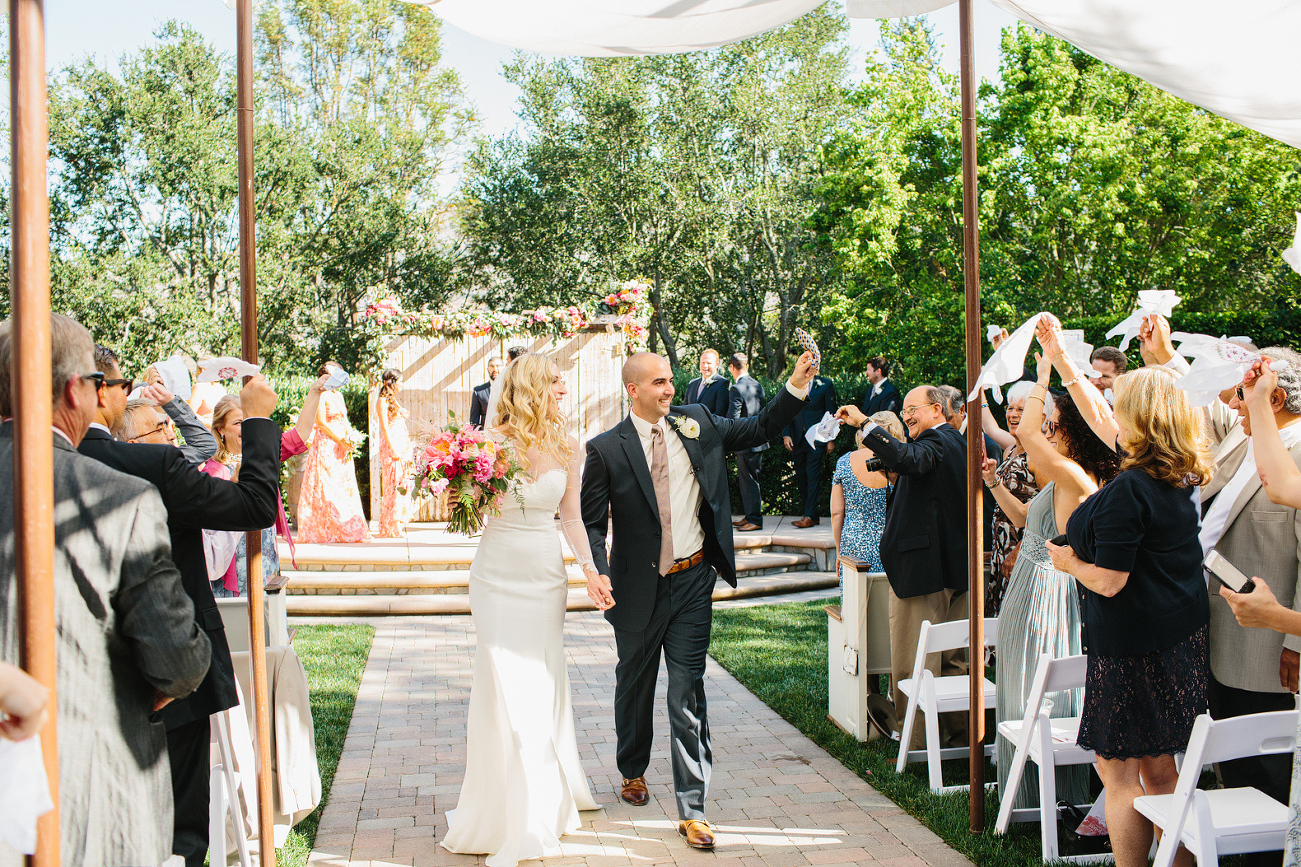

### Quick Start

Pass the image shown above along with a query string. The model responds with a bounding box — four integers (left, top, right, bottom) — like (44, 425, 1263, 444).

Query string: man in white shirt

(581, 351, 813, 850)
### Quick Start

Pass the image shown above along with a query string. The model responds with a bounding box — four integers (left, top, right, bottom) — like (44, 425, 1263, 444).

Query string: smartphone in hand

(1049, 534, 1068, 547)
(1205, 550, 1255, 594)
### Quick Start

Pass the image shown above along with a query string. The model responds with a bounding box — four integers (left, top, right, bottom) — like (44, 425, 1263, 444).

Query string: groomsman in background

(784, 372, 839, 528)
(469, 355, 502, 428)
(860, 356, 902, 416)
(686, 348, 730, 416)
(728, 353, 767, 532)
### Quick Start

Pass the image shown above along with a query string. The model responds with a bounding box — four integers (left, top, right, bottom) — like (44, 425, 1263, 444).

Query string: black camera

(863, 457, 886, 473)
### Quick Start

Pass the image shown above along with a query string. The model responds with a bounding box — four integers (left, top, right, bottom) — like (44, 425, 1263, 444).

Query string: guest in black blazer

(468, 355, 502, 428)
(784, 374, 840, 527)
(78, 346, 282, 867)
(685, 348, 731, 417)
(860, 356, 902, 416)
(837, 386, 970, 748)
(727, 353, 768, 531)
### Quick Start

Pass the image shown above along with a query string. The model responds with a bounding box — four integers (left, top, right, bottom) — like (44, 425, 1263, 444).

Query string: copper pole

(958, 0, 986, 833)
(10, 0, 59, 863)
(235, 0, 277, 860)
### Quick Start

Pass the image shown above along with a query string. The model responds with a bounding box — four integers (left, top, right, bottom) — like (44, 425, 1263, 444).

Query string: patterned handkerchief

(793, 327, 820, 374)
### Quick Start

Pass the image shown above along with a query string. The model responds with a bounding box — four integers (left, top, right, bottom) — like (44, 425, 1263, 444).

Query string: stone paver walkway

(305, 613, 973, 867)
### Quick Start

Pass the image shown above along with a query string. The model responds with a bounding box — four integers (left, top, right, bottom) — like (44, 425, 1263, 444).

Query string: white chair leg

(213, 712, 254, 867)
(995, 733, 1031, 833)
(924, 697, 943, 792)
(1038, 717, 1060, 861)
(896, 689, 920, 774)
(210, 766, 228, 867)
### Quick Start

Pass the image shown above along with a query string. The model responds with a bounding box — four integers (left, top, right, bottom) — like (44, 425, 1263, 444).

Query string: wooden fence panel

(369, 320, 628, 522)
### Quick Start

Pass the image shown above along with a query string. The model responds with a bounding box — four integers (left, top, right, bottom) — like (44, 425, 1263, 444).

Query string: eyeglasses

(127, 422, 170, 442)
(102, 377, 134, 393)
(80, 372, 105, 387)
(900, 402, 938, 419)
(1045, 420, 1059, 436)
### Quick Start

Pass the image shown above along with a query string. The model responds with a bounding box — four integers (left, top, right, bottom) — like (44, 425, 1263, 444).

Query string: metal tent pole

(235, 0, 277, 860)
(958, 0, 987, 833)
(10, 0, 60, 863)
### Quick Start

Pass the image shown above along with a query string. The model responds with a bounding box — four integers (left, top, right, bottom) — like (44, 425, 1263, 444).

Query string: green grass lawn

(710, 598, 1066, 867)
(278, 624, 375, 867)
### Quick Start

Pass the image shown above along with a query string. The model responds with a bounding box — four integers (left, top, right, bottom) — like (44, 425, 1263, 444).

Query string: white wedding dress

(440, 442, 599, 867)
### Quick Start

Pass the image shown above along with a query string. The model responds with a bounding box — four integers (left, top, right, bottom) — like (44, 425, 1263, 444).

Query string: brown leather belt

(666, 550, 704, 575)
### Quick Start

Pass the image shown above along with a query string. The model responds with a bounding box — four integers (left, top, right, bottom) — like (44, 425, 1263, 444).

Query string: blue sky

(47, 1, 1019, 143)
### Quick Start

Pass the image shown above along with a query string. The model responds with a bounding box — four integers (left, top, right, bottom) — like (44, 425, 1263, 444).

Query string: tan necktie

(650, 424, 674, 576)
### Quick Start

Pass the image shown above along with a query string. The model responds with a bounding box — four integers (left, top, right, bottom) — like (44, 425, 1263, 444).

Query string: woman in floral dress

(296, 362, 371, 543)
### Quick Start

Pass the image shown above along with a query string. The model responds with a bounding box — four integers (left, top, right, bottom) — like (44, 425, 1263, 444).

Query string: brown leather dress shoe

(678, 819, 716, 849)
(621, 777, 649, 806)
(731, 519, 746, 527)
(736, 522, 761, 532)
(792, 517, 819, 529)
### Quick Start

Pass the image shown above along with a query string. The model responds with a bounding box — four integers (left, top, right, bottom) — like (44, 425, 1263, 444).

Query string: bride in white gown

(440, 353, 601, 867)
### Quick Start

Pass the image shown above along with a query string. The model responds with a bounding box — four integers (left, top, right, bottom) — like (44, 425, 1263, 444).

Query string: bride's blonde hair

(493, 353, 571, 470)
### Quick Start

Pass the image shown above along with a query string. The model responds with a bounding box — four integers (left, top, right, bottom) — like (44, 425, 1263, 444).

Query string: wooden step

(284, 568, 587, 595)
(285, 572, 839, 616)
(734, 550, 812, 575)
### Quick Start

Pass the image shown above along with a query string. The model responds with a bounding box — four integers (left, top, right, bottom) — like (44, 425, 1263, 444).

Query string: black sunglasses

(102, 377, 134, 394)
(81, 372, 106, 387)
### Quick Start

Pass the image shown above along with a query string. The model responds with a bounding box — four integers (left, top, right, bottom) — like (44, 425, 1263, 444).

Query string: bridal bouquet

(341, 428, 367, 461)
(414, 414, 525, 535)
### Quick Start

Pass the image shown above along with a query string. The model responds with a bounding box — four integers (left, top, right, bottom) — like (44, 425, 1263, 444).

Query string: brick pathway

(305, 613, 973, 867)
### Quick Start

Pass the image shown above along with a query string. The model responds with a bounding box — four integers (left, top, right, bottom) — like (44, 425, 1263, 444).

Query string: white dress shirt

(1201, 419, 1301, 555)
(629, 411, 706, 560)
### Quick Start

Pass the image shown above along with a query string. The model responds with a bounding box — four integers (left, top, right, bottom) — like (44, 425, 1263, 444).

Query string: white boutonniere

(671, 415, 701, 439)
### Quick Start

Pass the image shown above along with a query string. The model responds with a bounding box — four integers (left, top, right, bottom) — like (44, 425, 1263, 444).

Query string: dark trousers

(168, 716, 212, 867)
(612, 560, 715, 820)
(792, 444, 825, 519)
(736, 451, 763, 524)
(1207, 675, 1293, 867)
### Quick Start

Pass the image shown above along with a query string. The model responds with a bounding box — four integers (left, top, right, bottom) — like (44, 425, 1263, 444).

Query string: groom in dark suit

(581, 351, 814, 850)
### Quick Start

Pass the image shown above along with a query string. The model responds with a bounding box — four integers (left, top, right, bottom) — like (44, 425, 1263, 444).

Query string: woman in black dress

(1047, 366, 1214, 867)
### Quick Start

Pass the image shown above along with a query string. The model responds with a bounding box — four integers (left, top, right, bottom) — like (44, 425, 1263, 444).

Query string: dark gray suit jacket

(0, 427, 210, 867)
(581, 386, 806, 631)
(728, 375, 768, 454)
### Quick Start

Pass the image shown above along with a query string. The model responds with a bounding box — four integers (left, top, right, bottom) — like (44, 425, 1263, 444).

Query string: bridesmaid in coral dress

(296, 361, 371, 543)
(375, 368, 414, 538)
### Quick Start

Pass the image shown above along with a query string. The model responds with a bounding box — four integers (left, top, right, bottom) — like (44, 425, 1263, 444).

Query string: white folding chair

(1135, 709, 1298, 867)
(210, 709, 254, 867)
(894, 617, 998, 793)
(994, 653, 1109, 863)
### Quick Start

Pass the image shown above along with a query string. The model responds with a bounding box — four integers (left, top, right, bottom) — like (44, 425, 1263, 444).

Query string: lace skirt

(1077, 624, 1208, 760)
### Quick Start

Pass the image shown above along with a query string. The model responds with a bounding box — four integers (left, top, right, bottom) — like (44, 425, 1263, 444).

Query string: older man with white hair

(0, 313, 210, 867)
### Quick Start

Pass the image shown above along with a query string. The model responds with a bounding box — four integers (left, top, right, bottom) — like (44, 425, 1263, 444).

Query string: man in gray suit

(0, 314, 211, 867)
(1202, 346, 1301, 867)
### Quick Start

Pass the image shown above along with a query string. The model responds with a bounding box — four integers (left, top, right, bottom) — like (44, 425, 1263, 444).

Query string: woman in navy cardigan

(1047, 366, 1214, 867)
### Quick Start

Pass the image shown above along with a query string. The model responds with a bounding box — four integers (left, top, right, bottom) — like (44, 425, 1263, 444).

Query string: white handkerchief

(804, 412, 841, 448)
(986, 324, 1002, 344)
(0, 736, 55, 854)
(154, 355, 192, 401)
(196, 357, 261, 383)
(1283, 212, 1301, 276)
(1105, 289, 1181, 352)
(1058, 329, 1094, 372)
(968, 312, 1046, 404)
(1171, 332, 1290, 406)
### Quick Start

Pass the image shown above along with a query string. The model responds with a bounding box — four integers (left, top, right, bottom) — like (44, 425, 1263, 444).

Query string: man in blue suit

(685, 349, 731, 417)
(784, 373, 839, 528)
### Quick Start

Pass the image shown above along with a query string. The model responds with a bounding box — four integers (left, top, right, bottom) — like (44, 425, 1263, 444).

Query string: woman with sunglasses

(995, 346, 1120, 816)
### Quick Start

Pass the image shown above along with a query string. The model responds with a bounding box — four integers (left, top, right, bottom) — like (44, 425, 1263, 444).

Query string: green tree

(461, 8, 849, 375)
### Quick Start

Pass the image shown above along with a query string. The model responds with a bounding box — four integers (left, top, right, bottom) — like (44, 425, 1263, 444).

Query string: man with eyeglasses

(79, 343, 283, 867)
(836, 385, 971, 750)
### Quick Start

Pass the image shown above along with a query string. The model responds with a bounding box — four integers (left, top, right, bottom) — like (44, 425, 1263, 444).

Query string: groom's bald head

(623, 353, 675, 422)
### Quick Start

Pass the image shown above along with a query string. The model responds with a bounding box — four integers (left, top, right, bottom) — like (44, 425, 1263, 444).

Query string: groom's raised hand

(586, 567, 615, 610)
(789, 351, 816, 391)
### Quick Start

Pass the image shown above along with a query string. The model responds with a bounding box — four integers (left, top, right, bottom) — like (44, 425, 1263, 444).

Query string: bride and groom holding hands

(440, 349, 818, 866)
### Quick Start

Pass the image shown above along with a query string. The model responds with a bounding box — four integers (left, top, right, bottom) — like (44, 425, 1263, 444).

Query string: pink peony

(428, 478, 449, 496)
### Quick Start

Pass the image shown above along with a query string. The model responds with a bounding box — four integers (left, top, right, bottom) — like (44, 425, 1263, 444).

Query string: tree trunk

(651, 271, 678, 368)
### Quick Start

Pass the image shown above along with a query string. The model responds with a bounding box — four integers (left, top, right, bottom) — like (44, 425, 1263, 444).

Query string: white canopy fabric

(407, 0, 1301, 150)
